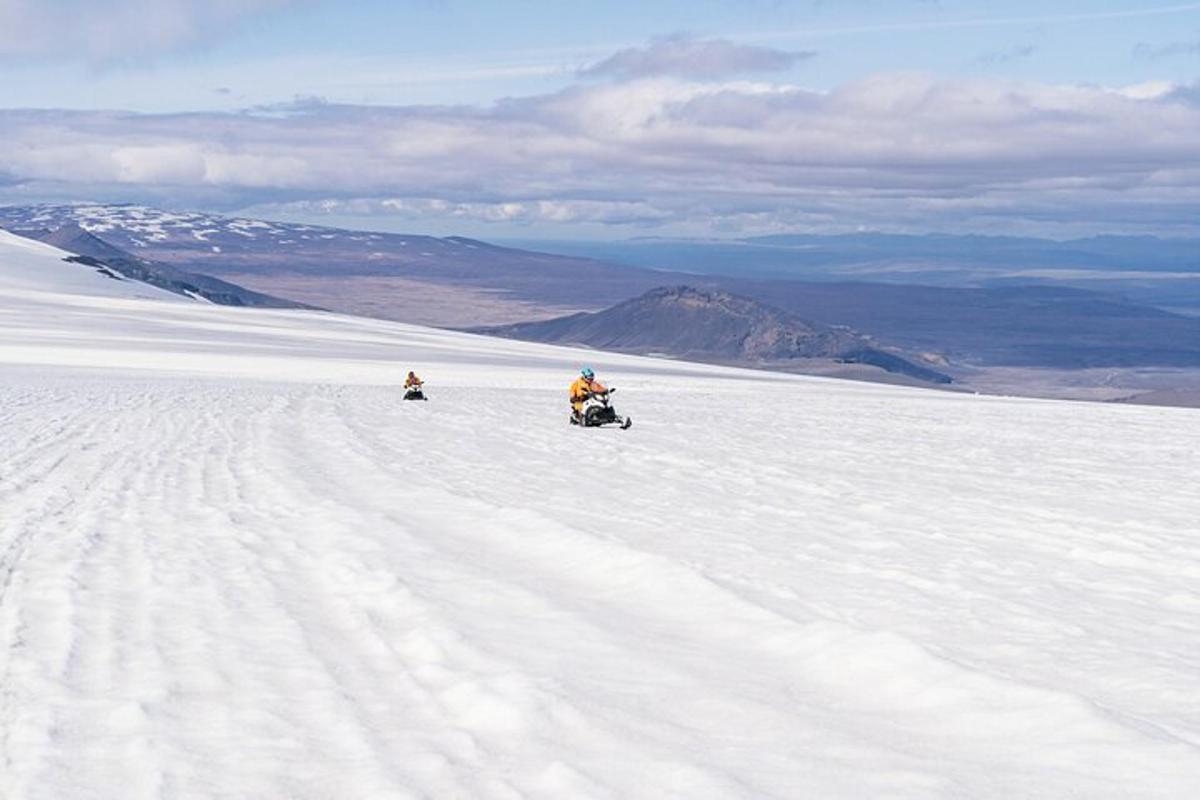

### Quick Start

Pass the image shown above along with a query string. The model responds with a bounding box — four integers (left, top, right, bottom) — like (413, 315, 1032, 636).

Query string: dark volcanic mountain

(725, 279, 1200, 369)
(482, 286, 952, 384)
(9, 224, 306, 308)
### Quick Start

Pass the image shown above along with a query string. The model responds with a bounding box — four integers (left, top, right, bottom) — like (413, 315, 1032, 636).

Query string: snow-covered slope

(2, 233, 1199, 799)
(0, 229, 183, 300)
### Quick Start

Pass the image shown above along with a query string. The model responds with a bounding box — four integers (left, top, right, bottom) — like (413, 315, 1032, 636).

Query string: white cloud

(579, 35, 815, 80)
(0, 0, 294, 59)
(372, 198, 671, 225)
(2, 73, 1199, 235)
(1114, 81, 1177, 100)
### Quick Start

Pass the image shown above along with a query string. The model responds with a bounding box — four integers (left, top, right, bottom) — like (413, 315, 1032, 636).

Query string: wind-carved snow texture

(1, 231, 1199, 798)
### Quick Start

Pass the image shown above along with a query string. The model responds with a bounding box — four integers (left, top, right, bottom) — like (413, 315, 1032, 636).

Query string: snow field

(2, 234, 1200, 797)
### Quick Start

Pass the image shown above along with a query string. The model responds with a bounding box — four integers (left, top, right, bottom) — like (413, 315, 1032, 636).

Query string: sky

(1, 0, 1199, 238)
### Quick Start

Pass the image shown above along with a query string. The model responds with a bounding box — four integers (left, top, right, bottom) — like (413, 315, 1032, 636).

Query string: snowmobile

(403, 385, 427, 401)
(571, 388, 632, 430)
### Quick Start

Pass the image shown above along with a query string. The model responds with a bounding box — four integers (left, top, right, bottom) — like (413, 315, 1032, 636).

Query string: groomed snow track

(2, 231, 1199, 798)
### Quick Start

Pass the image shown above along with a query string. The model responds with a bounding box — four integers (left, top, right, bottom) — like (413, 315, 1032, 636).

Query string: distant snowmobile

(403, 371, 427, 401)
(571, 388, 631, 430)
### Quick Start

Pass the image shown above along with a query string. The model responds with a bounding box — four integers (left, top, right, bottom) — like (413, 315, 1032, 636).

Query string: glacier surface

(2, 230, 1199, 798)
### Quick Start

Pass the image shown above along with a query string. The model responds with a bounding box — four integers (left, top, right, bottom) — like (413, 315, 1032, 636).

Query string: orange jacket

(405, 373, 423, 388)
(570, 377, 606, 401)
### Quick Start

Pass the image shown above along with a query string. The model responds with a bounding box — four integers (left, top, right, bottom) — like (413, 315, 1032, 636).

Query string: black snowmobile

(571, 388, 632, 430)
(403, 385, 427, 401)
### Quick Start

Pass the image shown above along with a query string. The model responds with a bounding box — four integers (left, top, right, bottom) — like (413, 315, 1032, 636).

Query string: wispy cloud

(1134, 40, 1200, 59)
(580, 35, 815, 80)
(751, 3, 1200, 41)
(0, 0, 296, 60)
(975, 44, 1036, 66)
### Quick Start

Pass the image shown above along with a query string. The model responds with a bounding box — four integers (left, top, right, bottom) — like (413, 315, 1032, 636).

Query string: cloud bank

(2, 70, 1199, 235)
(0, 0, 294, 59)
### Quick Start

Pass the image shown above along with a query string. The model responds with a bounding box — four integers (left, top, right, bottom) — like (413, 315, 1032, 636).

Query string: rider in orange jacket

(569, 366, 607, 420)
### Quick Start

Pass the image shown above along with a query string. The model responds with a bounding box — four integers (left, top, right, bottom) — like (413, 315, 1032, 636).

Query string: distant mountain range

(5, 203, 1200, 387)
(509, 233, 1200, 314)
(0, 204, 662, 323)
(481, 286, 953, 384)
(506, 233, 1200, 285)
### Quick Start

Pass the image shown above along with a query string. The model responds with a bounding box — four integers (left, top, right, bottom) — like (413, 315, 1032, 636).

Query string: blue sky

(1, 0, 1199, 237)
(4, 1, 1199, 110)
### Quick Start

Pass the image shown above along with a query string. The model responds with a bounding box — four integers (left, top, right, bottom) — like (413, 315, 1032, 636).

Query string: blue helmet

(581, 366, 595, 379)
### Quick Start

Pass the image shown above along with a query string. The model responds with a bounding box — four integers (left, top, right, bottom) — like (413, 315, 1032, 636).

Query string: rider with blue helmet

(569, 366, 605, 421)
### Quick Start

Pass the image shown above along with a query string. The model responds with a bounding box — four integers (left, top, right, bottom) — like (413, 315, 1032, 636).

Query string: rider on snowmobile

(404, 371, 423, 390)
(569, 366, 607, 421)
